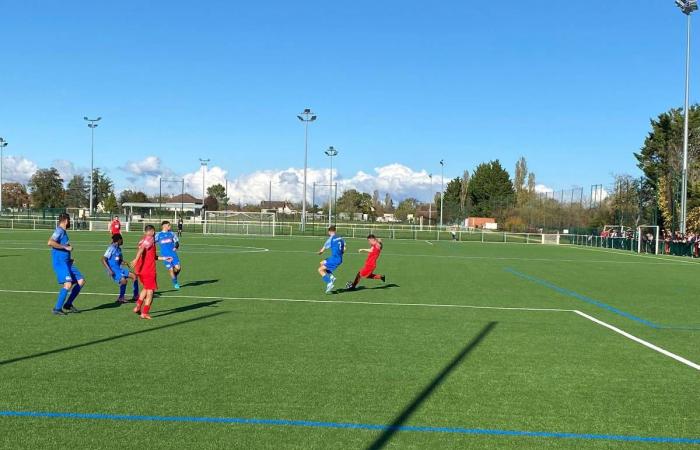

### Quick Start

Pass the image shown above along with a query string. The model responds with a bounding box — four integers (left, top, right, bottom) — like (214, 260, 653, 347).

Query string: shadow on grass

(366, 321, 497, 450)
(153, 300, 221, 318)
(0, 255, 21, 258)
(0, 311, 228, 367)
(181, 279, 219, 288)
(338, 283, 400, 294)
(81, 301, 124, 313)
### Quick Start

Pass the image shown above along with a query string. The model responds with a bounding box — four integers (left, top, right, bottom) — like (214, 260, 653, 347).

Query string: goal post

(203, 211, 277, 237)
(541, 233, 560, 245)
(637, 225, 660, 255)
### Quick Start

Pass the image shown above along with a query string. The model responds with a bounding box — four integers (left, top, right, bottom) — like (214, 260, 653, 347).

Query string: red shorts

(359, 265, 376, 278)
(138, 272, 158, 291)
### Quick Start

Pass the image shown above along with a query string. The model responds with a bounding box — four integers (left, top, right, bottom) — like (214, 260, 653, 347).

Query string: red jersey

(110, 220, 122, 235)
(364, 242, 382, 267)
(135, 235, 157, 275)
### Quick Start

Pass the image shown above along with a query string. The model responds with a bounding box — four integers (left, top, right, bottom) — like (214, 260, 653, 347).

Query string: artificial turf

(0, 229, 698, 449)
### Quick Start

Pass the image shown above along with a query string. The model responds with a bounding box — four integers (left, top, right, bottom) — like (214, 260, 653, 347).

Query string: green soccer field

(0, 230, 698, 449)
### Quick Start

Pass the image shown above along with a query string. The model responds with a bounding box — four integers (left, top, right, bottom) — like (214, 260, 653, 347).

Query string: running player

(345, 234, 385, 290)
(47, 213, 85, 315)
(109, 216, 122, 236)
(318, 226, 345, 294)
(131, 225, 172, 320)
(101, 233, 139, 303)
(155, 220, 181, 289)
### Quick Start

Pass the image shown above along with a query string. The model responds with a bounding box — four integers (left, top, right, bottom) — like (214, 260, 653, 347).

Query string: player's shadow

(153, 300, 222, 318)
(181, 279, 219, 288)
(0, 255, 20, 258)
(82, 301, 125, 312)
(365, 322, 497, 450)
(339, 283, 400, 294)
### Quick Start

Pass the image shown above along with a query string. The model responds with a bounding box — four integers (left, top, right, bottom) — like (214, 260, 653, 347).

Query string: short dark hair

(328, 226, 336, 232)
(367, 234, 376, 240)
(112, 233, 123, 243)
(161, 220, 170, 226)
(144, 225, 156, 232)
(58, 213, 71, 223)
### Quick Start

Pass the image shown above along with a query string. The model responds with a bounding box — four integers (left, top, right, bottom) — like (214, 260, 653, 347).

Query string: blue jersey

(155, 231, 179, 256)
(103, 243, 123, 272)
(50, 226, 71, 265)
(323, 235, 346, 260)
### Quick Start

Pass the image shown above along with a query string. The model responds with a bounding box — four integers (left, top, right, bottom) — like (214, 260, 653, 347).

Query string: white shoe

(330, 274, 336, 283)
(325, 282, 335, 294)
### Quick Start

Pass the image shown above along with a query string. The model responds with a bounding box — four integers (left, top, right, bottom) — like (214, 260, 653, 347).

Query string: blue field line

(504, 268, 662, 328)
(1, 410, 699, 445)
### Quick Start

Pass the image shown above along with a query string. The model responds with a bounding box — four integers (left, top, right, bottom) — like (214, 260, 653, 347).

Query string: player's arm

(130, 247, 144, 271)
(173, 234, 180, 251)
(47, 235, 71, 252)
(100, 255, 114, 277)
(318, 237, 331, 255)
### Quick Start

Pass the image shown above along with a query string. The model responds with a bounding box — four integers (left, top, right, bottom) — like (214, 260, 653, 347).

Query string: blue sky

(0, 1, 695, 203)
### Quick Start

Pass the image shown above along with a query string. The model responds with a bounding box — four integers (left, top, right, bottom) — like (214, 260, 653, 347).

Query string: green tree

(90, 169, 115, 209)
(384, 193, 394, 212)
(207, 183, 229, 207)
(65, 175, 88, 208)
(119, 190, 150, 205)
(103, 192, 118, 213)
(468, 160, 515, 218)
(203, 195, 219, 212)
(459, 170, 470, 212)
(28, 168, 65, 208)
(2, 182, 30, 209)
(336, 189, 374, 217)
(395, 198, 419, 221)
(514, 157, 528, 206)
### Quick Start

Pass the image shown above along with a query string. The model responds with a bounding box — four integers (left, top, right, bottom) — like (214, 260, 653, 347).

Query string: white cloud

(52, 159, 86, 181)
(534, 184, 554, 194)
(2, 155, 38, 184)
(122, 156, 163, 177)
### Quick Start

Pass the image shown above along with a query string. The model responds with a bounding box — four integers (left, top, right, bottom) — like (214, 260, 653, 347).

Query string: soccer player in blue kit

(101, 233, 139, 303)
(318, 226, 345, 294)
(47, 213, 85, 315)
(155, 220, 182, 289)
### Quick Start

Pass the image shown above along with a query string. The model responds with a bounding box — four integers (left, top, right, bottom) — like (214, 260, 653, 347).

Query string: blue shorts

(323, 257, 343, 273)
(53, 261, 84, 285)
(110, 267, 130, 283)
(162, 254, 180, 270)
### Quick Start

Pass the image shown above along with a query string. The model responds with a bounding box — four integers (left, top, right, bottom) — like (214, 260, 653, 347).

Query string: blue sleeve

(323, 237, 332, 250)
(50, 228, 63, 243)
(104, 246, 114, 259)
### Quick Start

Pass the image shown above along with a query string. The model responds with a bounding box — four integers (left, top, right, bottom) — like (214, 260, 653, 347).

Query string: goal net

(541, 233, 560, 245)
(204, 211, 276, 236)
(637, 225, 659, 255)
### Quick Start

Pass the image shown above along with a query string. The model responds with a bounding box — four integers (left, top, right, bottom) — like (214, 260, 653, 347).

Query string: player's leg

(134, 277, 147, 314)
(141, 290, 154, 319)
(54, 281, 72, 315)
(369, 273, 386, 282)
(63, 266, 85, 313)
(117, 277, 128, 303)
(128, 272, 139, 301)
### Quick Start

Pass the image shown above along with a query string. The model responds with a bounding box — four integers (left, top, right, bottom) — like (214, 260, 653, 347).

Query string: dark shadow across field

(366, 321, 497, 450)
(0, 312, 228, 367)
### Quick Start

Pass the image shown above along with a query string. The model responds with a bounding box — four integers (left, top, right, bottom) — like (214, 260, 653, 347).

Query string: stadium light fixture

(428, 173, 433, 226)
(298, 108, 317, 231)
(439, 160, 445, 228)
(677, 0, 697, 233)
(325, 146, 338, 227)
(0, 138, 7, 215)
(84, 116, 102, 216)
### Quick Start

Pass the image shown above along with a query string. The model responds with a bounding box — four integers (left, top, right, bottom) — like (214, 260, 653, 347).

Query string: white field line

(0, 245, 689, 266)
(424, 240, 434, 246)
(566, 244, 700, 266)
(0, 246, 269, 255)
(0, 288, 697, 371)
(0, 289, 573, 313)
(574, 310, 700, 371)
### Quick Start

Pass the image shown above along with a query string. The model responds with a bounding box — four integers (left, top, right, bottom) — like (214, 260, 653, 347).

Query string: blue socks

(133, 280, 139, 298)
(54, 288, 70, 311)
(64, 284, 82, 308)
(119, 283, 127, 298)
(322, 274, 331, 283)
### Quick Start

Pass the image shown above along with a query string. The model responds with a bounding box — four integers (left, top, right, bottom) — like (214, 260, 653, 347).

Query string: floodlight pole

(199, 158, 210, 205)
(428, 173, 433, 226)
(297, 108, 317, 232)
(84, 116, 102, 216)
(0, 138, 7, 214)
(678, 1, 697, 234)
(325, 146, 338, 227)
(440, 160, 445, 228)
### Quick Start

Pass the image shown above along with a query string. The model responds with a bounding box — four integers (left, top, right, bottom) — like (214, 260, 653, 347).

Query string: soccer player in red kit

(130, 225, 171, 320)
(109, 216, 122, 236)
(345, 234, 386, 290)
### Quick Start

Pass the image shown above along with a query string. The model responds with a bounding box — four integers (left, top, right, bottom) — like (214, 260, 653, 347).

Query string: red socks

(142, 304, 151, 315)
